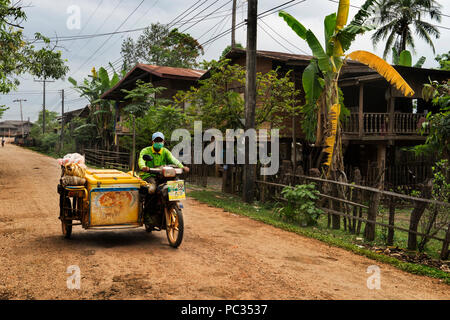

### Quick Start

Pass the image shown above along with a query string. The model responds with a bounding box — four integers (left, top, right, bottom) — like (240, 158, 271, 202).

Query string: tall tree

(0, 0, 69, 95)
(120, 23, 204, 70)
(361, 0, 442, 59)
(175, 59, 302, 133)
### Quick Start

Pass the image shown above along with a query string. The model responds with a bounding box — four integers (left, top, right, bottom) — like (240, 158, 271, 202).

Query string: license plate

(167, 180, 185, 201)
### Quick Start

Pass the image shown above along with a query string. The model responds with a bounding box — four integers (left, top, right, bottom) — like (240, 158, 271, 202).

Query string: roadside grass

(23, 146, 61, 159)
(187, 186, 450, 284)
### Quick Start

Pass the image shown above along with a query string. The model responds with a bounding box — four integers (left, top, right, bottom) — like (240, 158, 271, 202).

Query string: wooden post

(231, 0, 237, 48)
(377, 144, 386, 188)
(261, 165, 266, 203)
(387, 195, 396, 245)
(331, 171, 341, 230)
(388, 87, 395, 134)
(440, 224, 450, 260)
(243, 0, 257, 203)
(358, 83, 364, 137)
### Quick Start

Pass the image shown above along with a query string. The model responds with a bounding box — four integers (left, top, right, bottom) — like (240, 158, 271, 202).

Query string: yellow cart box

(84, 169, 143, 227)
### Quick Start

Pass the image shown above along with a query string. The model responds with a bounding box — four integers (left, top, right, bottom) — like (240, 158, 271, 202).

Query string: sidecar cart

(57, 169, 146, 238)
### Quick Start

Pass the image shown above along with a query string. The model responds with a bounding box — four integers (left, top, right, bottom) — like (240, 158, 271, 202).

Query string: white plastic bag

(57, 153, 85, 166)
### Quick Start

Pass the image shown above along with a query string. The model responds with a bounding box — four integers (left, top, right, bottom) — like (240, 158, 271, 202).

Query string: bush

(275, 183, 323, 226)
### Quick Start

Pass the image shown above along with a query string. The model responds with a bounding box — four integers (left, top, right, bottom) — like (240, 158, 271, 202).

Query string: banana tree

(392, 48, 426, 68)
(279, 0, 415, 176)
(68, 66, 121, 149)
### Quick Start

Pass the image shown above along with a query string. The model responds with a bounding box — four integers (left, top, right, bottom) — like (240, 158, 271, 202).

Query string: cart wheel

(61, 197, 72, 239)
(165, 204, 184, 248)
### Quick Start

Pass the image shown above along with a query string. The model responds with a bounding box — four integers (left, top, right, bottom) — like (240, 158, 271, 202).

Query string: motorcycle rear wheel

(165, 204, 184, 248)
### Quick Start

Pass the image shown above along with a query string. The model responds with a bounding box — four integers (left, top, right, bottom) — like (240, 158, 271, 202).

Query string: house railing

(364, 113, 389, 134)
(343, 112, 428, 135)
(393, 113, 428, 134)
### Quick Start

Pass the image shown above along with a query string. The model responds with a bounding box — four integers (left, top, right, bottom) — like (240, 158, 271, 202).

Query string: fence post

(364, 169, 381, 241)
(440, 223, 450, 260)
(331, 171, 341, 230)
(387, 195, 396, 246)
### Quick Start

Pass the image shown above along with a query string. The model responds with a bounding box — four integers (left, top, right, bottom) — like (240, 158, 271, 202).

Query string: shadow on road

(33, 228, 170, 250)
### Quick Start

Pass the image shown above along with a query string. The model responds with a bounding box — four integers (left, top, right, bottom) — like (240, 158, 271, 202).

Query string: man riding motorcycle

(138, 132, 189, 225)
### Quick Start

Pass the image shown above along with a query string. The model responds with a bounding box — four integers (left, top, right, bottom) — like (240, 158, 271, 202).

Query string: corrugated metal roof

(101, 64, 205, 100)
(137, 64, 206, 80)
(225, 48, 370, 66)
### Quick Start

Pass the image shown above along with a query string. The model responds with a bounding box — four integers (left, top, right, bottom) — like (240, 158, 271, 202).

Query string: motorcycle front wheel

(165, 203, 184, 248)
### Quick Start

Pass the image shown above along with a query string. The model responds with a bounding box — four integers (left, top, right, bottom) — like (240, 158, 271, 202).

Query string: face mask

(153, 142, 164, 151)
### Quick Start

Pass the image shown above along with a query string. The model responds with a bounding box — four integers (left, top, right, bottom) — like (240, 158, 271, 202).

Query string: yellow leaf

(324, 103, 341, 167)
(346, 50, 415, 97)
(91, 67, 97, 79)
(335, 0, 350, 31)
(333, 40, 344, 57)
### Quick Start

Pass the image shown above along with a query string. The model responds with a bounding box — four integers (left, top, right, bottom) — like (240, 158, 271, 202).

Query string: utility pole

(34, 78, 55, 134)
(60, 89, 64, 151)
(243, 0, 257, 203)
(12, 98, 27, 138)
(231, 0, 237, 48)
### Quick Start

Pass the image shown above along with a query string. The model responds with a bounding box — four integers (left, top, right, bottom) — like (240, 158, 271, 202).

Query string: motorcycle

(140, 154, 185, 248)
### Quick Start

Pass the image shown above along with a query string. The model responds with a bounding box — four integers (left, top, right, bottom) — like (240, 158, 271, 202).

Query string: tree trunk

(418, 207, 439, 252)
(407, 180, 432, 250)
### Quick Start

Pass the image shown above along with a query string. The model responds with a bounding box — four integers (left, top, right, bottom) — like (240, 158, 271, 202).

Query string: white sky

(1, 0, 449, 121)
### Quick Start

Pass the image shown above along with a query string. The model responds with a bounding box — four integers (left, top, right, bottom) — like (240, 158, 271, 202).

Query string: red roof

(137, 64, 205, 80)
(101, 64, 205, 100)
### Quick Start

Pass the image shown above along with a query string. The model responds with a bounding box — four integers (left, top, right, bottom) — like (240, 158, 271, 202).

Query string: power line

(65, 0, 104, 51)
(203, 10, 233, 53)
(259, 17, 308, 54)
(198, 6, 232, 41)
(167, 0, 209, 28)
(258, 21, 294, 53)
(201, 0, 308, 47)
(180, 0, 229, 33)
(69, 0, 146, 79)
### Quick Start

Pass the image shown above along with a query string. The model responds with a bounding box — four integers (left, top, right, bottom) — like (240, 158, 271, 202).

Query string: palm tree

(367, 0, 442, 59)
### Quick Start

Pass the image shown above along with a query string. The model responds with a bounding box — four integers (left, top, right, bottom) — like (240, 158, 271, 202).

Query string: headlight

(162, 167, 176, 178)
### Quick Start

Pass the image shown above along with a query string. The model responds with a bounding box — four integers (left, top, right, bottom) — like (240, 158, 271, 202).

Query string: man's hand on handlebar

(183, 166, 190, 173)
(142, 166, 150, 172)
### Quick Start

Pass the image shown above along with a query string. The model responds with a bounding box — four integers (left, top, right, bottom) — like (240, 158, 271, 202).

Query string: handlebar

(145, 165, 183, 175)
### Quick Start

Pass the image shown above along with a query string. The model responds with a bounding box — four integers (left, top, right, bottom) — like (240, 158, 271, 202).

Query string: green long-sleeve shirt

(138, 146, 184, 180)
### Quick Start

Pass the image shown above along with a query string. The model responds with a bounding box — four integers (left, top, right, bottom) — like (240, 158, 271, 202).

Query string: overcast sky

(1, 0, 449, 121)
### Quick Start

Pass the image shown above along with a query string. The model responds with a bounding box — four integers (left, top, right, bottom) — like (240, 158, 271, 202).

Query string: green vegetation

(361, 0, 442, 59)
(119, 80, 186, 153)
(175, 59, 301, 133)
(187, 187, 450, 284)
(275, 184, 323, 226)
(120, 23, 204, 70)
(0, 0, 68, 119)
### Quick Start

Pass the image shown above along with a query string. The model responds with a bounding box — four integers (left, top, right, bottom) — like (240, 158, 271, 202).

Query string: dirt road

(0, 143, 448, 300)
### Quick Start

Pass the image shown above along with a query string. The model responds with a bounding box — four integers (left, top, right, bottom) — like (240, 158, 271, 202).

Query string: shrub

(275, 183, 323, 226)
